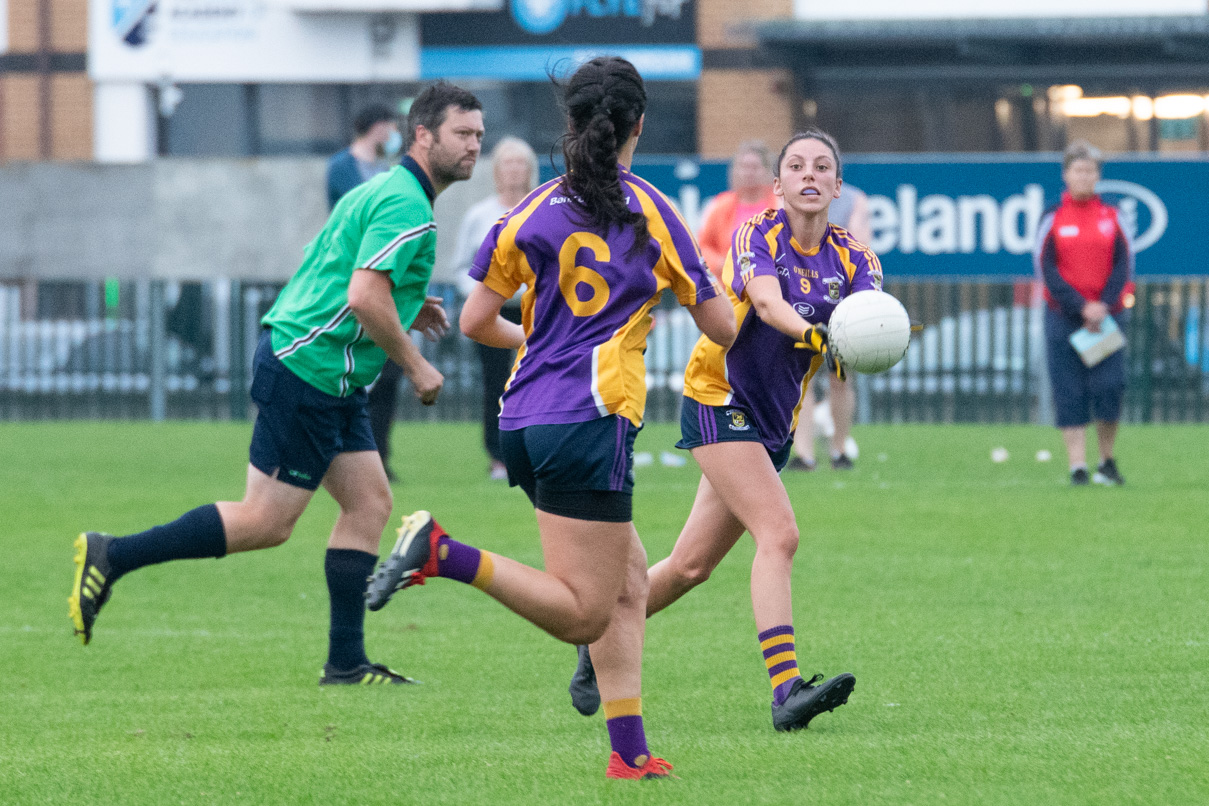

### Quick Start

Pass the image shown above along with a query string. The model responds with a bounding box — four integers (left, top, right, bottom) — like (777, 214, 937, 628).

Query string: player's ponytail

(559, 56, 649, 257)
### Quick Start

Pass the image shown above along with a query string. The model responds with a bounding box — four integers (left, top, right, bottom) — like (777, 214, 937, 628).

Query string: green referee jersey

(262, 160, 437, 397)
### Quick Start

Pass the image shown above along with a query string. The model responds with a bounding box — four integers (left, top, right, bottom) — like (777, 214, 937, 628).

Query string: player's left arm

(351, 195, 445, 402)
(746, 275, 825, 349)
(347, 269, 443, 404)
(460, 283, 525, 349)
(653, 196, 736, 348)
(848, 243, 884, 294)
(460, 215, 526, 349)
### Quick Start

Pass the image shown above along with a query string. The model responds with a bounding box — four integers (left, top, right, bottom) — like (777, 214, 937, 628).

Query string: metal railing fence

(2, 278, 1206, 424)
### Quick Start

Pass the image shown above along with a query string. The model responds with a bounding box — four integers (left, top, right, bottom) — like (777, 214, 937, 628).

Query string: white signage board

(89, 0, 421, 82)
(794, 0, 1207, 19)
(1, 0, 8, 54)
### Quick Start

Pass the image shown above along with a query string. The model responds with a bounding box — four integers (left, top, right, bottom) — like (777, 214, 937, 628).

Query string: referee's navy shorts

(676, 397, 794, 472)
(499, 415, 638, 523)
(248, 330, 376, 490)
(1044, 307, 1129, 428)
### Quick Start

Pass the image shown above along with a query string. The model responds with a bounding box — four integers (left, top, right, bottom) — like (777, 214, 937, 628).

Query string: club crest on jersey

(825, 278, 843, 301)
(738, 251, 755, 272)
(793, 302, 815, 317)
(726, 409, 750, 431)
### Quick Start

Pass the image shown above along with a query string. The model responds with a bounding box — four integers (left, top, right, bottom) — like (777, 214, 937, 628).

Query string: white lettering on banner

(869, 184, 1045, 257)
(868, 180, 1168, 258)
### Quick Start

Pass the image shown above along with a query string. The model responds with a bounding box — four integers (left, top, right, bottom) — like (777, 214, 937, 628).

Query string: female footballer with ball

(364, 56, 736, 780)
(572, 130, 883, 732)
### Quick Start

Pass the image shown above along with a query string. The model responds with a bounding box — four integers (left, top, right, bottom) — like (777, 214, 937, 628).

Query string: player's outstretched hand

(823, 343, 847, 382)
(797, 323, 829, 353)
(406, 360, 444, 406)
(411, 296, 450, 342)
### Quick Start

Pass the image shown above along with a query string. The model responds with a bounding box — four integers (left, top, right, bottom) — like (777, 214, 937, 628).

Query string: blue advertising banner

(570, 155, 1209, 277)
(421, 0, 698, 81)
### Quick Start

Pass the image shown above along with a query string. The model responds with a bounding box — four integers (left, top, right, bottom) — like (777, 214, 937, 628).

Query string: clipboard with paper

(1069, 315, 1125, 367)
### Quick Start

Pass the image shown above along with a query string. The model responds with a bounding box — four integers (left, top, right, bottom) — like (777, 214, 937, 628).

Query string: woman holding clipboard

(1034, 140, 1135, 486)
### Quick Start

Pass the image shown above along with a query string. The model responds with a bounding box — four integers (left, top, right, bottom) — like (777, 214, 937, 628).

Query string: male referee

(68, 82, 484, 685)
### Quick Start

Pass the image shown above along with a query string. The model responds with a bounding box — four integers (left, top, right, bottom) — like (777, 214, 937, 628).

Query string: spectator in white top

(452, 136, 539, 479)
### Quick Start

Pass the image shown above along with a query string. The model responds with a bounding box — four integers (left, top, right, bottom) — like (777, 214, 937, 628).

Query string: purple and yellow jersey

(682, 208, 883, 450)
(470, 167, 722, 430)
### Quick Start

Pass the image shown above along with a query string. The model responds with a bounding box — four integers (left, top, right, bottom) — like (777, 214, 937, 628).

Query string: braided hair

(559, 57, 649, 257)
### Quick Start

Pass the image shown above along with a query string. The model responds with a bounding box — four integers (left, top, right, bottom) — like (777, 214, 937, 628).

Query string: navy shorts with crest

(248, 330, 377, 491)
(676, 398, 793, 472)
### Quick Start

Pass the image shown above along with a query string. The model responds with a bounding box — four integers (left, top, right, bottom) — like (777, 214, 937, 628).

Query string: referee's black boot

(68, 532, 115, 645)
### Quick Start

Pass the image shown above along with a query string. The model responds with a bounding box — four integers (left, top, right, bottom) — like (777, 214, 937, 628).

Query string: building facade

(4, 0, 1209, 164)
(0, 0, 92, 161)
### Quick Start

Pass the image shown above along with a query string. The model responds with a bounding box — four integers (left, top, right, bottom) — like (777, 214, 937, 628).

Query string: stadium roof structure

(750, 15, 1209, 86)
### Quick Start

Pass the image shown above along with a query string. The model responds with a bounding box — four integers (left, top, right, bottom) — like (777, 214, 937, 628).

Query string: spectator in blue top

(326, 103, 402, 210)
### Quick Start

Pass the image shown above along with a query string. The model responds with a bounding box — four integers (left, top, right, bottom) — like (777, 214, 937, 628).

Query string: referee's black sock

(325, 548, 376, 671)
(106, 503, 228, 580)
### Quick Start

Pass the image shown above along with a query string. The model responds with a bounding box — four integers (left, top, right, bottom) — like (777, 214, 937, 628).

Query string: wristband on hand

(801, 323, 829, 353)
(823, 344, 847, 382)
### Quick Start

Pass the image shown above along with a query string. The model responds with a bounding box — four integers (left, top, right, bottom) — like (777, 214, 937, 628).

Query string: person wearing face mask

(567, 130, 876, 733)
(326, 103, 403, 210)
(451, 137, 539, 480)
(1035, 140, 1134, 487)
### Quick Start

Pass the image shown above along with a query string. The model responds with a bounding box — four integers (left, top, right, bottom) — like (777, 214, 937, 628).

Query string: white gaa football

(828, 290, 911, 374)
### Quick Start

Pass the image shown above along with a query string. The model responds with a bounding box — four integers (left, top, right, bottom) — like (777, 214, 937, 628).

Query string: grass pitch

(1, 420, 1206, 805)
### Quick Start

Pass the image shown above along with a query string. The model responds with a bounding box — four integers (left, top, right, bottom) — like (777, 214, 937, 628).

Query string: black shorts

(499, 415, 638, 523)
(676, 398, 793, 472)
(1044, 307, 1129, 428)
(248, 330, 376, 491)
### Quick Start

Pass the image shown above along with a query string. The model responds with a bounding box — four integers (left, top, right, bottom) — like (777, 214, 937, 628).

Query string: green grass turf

(1, 421, 1206, 805)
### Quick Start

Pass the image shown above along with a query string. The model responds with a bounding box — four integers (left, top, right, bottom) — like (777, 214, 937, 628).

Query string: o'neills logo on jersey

(867, 180, 1167, 257)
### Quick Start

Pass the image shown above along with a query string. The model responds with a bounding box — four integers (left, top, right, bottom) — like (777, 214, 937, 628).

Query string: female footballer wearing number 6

(364, 56, 736, 780)
(571, 130, 883, 732)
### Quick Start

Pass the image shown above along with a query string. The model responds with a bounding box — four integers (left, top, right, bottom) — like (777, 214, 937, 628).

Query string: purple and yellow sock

(435, 534, 495, 591)
(759, 625, 802, 706)
(604, 698, 650, 768)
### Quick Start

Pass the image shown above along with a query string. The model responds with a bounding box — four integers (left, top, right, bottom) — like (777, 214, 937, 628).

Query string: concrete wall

(0, 157, 494, 283)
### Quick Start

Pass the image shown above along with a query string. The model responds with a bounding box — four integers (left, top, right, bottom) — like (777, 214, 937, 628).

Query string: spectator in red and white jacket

(1034, 140, 1135, 487)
